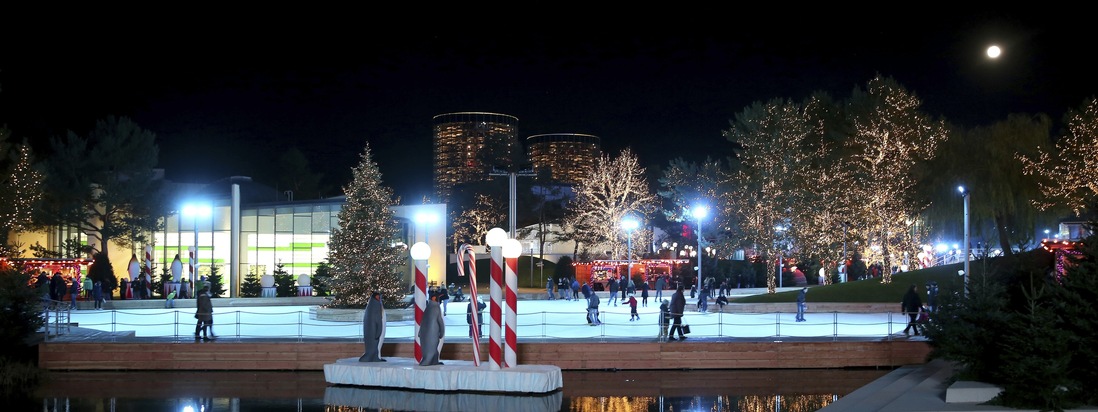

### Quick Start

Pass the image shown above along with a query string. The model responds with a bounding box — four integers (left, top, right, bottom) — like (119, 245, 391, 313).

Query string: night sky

(2, 12, 1093, 202)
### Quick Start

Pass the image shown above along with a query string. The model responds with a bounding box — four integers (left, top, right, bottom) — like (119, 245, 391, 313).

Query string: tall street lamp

(775, 225, 786, 289)
(959, 186, 970, 296)
(621, 216, 639, 284)
(414, 212, 439, 285)
(182, 203, 212, 295)
(692, 205, 708, 294)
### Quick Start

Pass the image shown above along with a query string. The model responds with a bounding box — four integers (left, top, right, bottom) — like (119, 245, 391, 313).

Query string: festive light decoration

(1020, 96, 1098, 216)
(0, 141, 44, 234)
(326, 144, 406, 308)
(450, 193, 507, 251)
(565, 148, 657, 260)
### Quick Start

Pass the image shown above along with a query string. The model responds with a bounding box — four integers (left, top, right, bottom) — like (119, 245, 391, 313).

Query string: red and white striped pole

(410, 242, 431, 364)
(188, 246, 196, 294)
(502, 238, 522, 368)
(485, 228, 507, 371)
(456, 244, 481, 366)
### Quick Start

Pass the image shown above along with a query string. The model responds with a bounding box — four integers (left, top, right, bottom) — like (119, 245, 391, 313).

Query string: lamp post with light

(622, 216, 639, 287)
(959, 186, 970, 296)
(182, 203, 212, 296)
(692, 206, 708, 295)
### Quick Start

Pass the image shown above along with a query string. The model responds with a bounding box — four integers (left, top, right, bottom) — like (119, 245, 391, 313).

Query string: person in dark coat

(360, 291, 386, 362)
(194, 286, 214, 341)
(581, 281, 592, 299)
(640, 280, 649, 307)
(654, 275, 666, 301)
(795, 287, 808, 322)
(667, 285, 687, 341)
(587, 291, 601, 325)
(901, 284, 923, 336)
(466, 299, 486, 338)
(607, 277, 619, 306)
(50, 272, 65, 301)
(571, 278, 580, 300)
(119, 277, 129, 301)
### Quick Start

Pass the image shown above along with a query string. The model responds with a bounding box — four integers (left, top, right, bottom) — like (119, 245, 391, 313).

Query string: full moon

(986, 45, 1001, 59)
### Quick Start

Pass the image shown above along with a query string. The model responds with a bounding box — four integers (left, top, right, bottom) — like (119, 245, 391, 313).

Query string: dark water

(27, 368, 891, 411)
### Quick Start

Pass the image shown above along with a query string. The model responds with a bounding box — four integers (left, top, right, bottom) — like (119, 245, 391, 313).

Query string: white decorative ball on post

(298, 274, 311, 287)
(261, 274, 275, 288)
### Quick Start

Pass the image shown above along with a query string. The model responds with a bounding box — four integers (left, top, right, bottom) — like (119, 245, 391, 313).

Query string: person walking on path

(654, 275, 666, 301)
(194, 286, 214, 341)
(546, 278, 555, 300)
(626, 293, 639, 321)
(901, 284, 923, 336)
(640, 280, 649, 307)
(608, 277, 619, 306)
(667, 285, 687, 341)
(795, 287, 808, 322)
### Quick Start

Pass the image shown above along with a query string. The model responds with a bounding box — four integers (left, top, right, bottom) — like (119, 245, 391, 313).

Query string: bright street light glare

(957, 185, 966, 194)
(691, 205, 708, 219)
(621, 217, 640, 231)
(181, 204, 212, 217)
(986, 45, 1001, 58)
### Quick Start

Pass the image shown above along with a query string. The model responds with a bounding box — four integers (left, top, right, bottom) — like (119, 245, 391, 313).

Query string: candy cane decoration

(503, 241, 519, 368)
(456, 244, 481, 366)
(410, 243, 430, 364)
(489, 242, 504, 370)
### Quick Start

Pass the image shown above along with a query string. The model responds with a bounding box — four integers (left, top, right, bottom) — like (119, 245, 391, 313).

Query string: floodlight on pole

(182, 203, 212, 296)
(691, 205, 708, 294)
(621, 216, 639, 286)
(959, 186, 970, 296)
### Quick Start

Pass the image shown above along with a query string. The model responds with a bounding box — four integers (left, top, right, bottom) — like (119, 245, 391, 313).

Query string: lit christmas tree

(1, 140, 44, 238)
(326, 144, 406, 308)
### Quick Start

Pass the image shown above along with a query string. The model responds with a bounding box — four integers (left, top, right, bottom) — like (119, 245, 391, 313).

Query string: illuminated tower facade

(526, 133, 601, 185)
(433, 112, 519, 200)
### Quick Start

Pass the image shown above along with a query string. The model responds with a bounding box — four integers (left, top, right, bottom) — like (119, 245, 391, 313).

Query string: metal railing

(40, 299, 73, 339)
(60, 306, 919, 343)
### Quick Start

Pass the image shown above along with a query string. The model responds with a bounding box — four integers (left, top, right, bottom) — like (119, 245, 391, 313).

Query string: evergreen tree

(240, 271, 262, 298)
(86, 251, 117, 298)
(272, 260, 295, 297)
(311, 261, 333, 297)
(327, 144, 406, 308)
(207, 264, 225, 298)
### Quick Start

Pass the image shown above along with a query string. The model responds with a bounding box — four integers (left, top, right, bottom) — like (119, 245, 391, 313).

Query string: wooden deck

(39, 338, 931, 371)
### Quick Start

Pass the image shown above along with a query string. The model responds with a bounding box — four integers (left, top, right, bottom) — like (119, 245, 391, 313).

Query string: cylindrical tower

(433, 112, 519, 200)
(526, 133, 601, 185)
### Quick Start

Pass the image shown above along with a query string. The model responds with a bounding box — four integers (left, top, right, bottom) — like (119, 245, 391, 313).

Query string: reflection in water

(33, 368, 889, 411)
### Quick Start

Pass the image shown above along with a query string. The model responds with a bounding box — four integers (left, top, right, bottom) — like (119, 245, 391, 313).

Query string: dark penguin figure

(418, 295, 446, 366)
(359, 291, 387, 362)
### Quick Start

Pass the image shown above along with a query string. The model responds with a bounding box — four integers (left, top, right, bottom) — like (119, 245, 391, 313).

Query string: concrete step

(819, 366, 920, 411)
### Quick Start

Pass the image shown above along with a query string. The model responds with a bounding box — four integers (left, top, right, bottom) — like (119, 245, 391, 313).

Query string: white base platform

(324, 385, 563, 411)
(324, 357, 563, 394)
(945, 380, 1003, 403)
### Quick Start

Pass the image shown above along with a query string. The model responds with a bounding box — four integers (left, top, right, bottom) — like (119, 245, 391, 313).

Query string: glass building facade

(432, 112, 519, 200)
(526, 133, 601, 185)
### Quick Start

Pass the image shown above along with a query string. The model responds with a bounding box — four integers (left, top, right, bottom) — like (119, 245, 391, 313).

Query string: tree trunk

(994, 212, 1015, 256)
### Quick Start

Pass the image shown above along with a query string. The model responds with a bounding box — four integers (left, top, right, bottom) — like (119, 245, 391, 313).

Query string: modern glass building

(14, 176, 448, 298)
(526, 133, 601, 185)
(432, 112, 519, 200)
